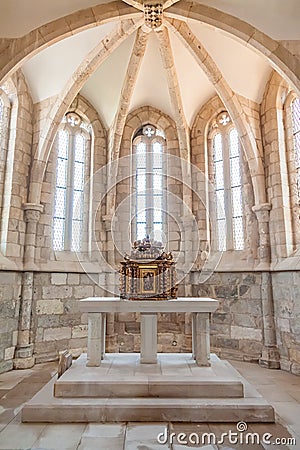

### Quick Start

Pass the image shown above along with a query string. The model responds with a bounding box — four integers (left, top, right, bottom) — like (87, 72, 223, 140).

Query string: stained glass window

(212, 118, 244, 251)
(53, 115, 90, 251)
(133, 125, 165, 241)
(213, 133, 226, 251)
(292, 98, 300, 197)
(229, 128, 244, 250)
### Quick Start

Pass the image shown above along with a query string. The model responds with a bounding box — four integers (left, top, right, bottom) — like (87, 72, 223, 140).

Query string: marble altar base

(22, 353, 274, 423)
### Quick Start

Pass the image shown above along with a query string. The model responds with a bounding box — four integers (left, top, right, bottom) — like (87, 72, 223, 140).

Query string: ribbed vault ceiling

(19, 5, 273, 129)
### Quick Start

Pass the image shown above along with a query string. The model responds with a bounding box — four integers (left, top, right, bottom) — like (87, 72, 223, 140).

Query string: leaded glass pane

(56, 158, 68, 188)
(53, 218, 65, 251)
(57, 130, 69, 159)
(137, 210, 146, 223)
(292, 98, 300, 134)
(137, 223, 146, 240)
(153, 170, 162, 192)
(233, 217, 244, 250)
(136, 169, 146, 192)
(213, 133, 222, 162)
(230, 157, 241, 187)
(216, 190, 225, 220)
(137, 141, 146, 154)
(54, 187, 66, 218)
(231, 186, 243, 217)
(72, 190, 83, 221)
(229, 128, 239, 157)
(74, 134, 85, 162)
(217, 219, 226, 252)
(153, 141, 162, 154)
(71, 220, 82, 252)
(153, 152, 163, 168)
(215, 160, 224, 189)
(137, 195, 146, 211)
(153, 208, 162, 223)
(73, 161, 84, 190)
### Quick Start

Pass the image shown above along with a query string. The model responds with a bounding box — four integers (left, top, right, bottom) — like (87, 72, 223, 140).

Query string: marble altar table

(79, 297, 218, 366)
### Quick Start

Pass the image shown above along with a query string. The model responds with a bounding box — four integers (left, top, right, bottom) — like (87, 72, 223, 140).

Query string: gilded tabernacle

(119, 237, 178, 300)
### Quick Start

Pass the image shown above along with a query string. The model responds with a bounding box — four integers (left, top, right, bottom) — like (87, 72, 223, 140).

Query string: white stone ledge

(79, 297, 219, 313)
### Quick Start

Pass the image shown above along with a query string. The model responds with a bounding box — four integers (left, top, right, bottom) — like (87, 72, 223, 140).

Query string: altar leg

(140, 313, 157, 364)
(194, 312, 210, 366)
(101, 312, 106, 360)
(86, 313, 104, 367)
(192, 313, 197, 359)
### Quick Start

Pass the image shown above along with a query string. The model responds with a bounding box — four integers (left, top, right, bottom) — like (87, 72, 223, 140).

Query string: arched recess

(121, 105, 178, 157)
(191, 95, 257, 262)
(261, 70, 298, 259)
(0, 1, 299, 96)
(109, 106, 181, 262)
(38, 94, 107, 264)
(0, 71, 33, 262)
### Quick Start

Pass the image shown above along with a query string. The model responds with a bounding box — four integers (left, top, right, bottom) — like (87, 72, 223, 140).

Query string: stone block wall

(192, 271, 264, 362)
(272, 271, 300, 375)
(0, 271, 22, 373)
(31, 272, 107, 363)
(27, 269, 264, 364)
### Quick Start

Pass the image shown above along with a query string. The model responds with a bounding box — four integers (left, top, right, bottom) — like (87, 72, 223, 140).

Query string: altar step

(22, 382, 274, 423)
(54, 378, 244, 399)
(54, 352, 243, 398)
(22, 353, 275, 423)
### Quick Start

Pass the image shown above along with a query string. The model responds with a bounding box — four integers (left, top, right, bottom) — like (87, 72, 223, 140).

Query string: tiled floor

(0, 358, 300, 449)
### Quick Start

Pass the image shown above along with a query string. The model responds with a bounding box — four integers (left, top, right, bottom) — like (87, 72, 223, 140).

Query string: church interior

(0, 0, 300, 448)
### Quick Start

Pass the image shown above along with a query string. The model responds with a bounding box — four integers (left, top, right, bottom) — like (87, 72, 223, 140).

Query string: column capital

(252, 203, 271, 221)
(22, 203, 44, 223)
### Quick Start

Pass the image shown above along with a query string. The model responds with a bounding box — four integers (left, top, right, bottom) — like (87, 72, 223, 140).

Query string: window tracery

(132, 124, 166, 243)
(53, 112, 91, 251)
(210, 112, 244, 251)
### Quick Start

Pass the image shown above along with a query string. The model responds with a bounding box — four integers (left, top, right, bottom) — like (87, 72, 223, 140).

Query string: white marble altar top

(79, 297, 218, 313)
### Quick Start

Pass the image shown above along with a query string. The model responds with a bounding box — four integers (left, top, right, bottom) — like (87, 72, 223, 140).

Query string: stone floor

(0, 358, 300, 449)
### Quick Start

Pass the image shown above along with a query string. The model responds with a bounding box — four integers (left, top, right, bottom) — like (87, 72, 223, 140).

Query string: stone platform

(22, 353, 275, 423)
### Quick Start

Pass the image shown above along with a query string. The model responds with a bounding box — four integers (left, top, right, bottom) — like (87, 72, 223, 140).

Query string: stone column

(252, 203, 279, 369)
(86, 313, 105, 367)
(102, 214, 115, 267)
(252, 203, 271, 268)
(259, 272, 280, 369)
(23, 203, 44, 270)
(140, 313, 157, 364)
(14, 203, 43, 369)
(14, 271, 35, 369)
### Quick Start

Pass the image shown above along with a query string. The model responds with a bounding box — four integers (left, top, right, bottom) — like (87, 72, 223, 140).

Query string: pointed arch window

(291, 97, 300, 197)
(53, 112, 91, 251)
(132, 124, 166, 242)
(211, 112, 244, 251)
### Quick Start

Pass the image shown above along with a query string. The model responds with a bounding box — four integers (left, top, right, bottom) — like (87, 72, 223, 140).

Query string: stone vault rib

(156, 25, 190, 165)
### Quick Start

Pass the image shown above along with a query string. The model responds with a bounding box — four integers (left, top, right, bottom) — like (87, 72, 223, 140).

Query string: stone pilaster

(14, 271, 35, 369)
(252, 203, 271, 268)
(259, 272, 280, 369)
(23, 203, 44, 270)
